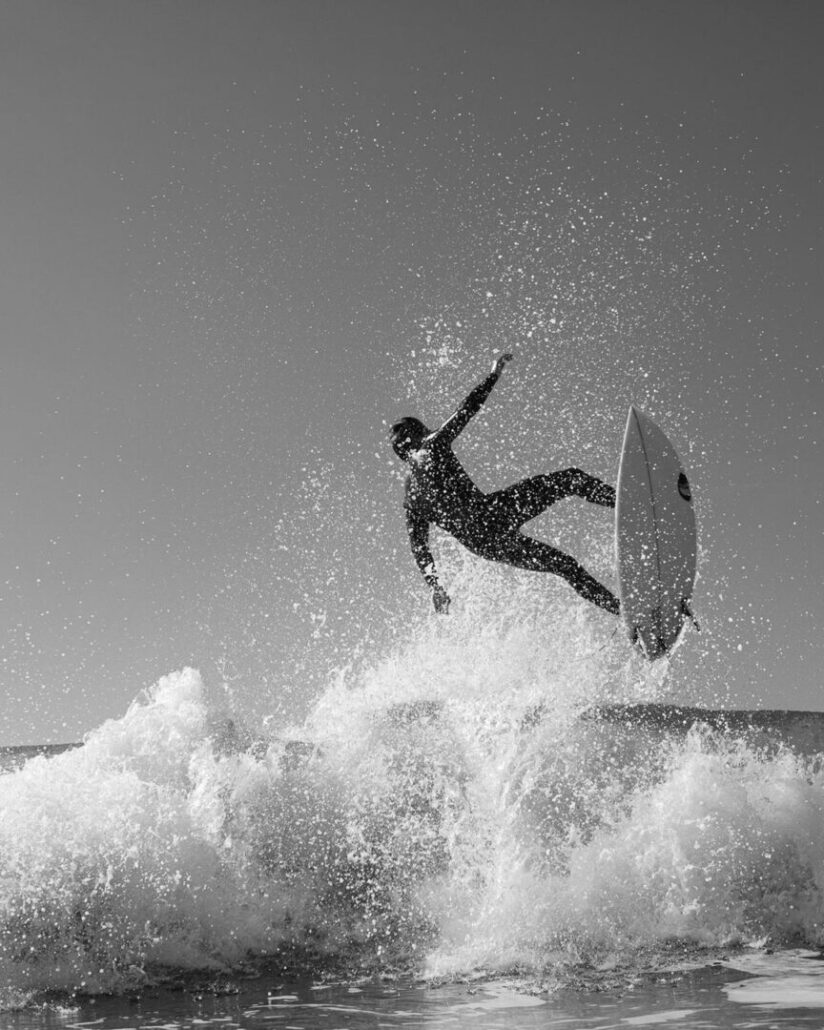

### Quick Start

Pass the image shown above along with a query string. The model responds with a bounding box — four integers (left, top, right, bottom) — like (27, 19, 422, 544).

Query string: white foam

(2, 578, 823, 994)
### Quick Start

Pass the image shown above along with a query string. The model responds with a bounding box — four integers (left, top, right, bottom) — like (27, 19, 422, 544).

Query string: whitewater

(3, 563, 824, 1006)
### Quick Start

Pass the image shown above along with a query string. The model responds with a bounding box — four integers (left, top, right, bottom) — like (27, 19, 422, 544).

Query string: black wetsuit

(402, 369, 620, 615)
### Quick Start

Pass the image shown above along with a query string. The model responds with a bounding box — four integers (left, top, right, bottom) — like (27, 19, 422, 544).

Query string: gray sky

(1, 0, 822, 743)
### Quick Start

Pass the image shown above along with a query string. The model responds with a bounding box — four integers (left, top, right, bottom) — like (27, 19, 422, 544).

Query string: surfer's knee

(561, 467, 615, 507)
(555, 467, 588, 495)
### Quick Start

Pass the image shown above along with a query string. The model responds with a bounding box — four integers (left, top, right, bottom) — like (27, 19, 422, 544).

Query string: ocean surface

(3, 583, 824, 1026)
(8, 957, 824, 1030)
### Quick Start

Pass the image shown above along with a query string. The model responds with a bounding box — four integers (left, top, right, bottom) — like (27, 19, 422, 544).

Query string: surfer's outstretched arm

(433, 353, 513, 446)
(406, 510, 450, 613)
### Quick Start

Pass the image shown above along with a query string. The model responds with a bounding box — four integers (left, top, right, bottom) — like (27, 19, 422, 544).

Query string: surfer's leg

(492, 534, 620, 615)
(489, 469, 615, 528)
(542, 468, 616, 508)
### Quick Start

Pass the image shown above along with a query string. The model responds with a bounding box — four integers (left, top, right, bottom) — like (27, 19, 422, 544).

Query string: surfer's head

(390, 417, 428, 460)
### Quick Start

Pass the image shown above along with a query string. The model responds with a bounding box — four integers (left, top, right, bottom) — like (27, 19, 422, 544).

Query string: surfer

(391, 354, 620, 616)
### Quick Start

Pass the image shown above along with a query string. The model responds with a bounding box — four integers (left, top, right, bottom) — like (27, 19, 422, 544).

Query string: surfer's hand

(432, 585, 451, 614)
(492, 353, 513, 375)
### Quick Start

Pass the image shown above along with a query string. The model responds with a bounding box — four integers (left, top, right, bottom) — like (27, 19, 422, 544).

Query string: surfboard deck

(615, 406, 697, 660)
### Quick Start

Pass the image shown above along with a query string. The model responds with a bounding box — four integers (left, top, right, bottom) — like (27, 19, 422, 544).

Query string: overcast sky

(1, 0, 822, 744)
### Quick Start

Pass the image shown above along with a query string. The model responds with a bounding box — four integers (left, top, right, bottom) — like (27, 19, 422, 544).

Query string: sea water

(3, 568, 824, 1024)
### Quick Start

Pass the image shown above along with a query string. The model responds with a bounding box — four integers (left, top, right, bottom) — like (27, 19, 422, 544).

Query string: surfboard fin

(681, 598, 700, 632)
(629, 625, 657, 660)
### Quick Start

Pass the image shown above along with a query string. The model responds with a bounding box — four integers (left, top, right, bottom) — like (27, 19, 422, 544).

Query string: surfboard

(615, 406, 697, 659)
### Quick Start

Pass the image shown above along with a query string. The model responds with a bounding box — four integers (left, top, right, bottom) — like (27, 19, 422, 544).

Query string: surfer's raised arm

(390, 349, 624, 619)
(405, 509, 450, 613)
(432, 353, 513, 446)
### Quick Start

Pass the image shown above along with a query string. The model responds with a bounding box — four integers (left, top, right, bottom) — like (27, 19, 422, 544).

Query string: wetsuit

(401, 369, 620, 615)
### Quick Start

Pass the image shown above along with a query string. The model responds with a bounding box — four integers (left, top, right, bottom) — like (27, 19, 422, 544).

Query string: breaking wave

(2, 567, 824, 997)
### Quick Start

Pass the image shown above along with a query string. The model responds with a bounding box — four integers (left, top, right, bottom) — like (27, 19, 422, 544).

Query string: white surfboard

(615, 406, 697, 660)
